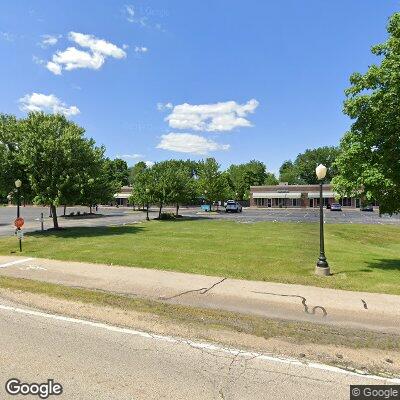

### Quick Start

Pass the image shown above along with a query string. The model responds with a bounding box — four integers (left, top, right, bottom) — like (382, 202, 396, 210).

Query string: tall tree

(20, 112, 104, 229)
(333, 13, 400, 214)
(279, 160, 302, 184)
(151, 161, 178, 218)
(295, 146, 340, 184)
(162, 160, 196, 216)
(106, 158, 129, 189)
(130, 165, 153, 217)
(264, 172, 278, 185)
(227, 160, 270, 200)
(0, 114, 33, 203)
(197, 158, 229, 209)
(128, 161, 147, 185)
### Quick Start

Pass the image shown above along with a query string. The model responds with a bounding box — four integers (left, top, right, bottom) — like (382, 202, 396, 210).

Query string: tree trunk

(176, 203, 179, 217)
(146, 204, 149, 221)
(63, 205, 67, 216)
(90, 205, 92, 214)
(51, 204, 59, 229)
(159, 203, 163, 218)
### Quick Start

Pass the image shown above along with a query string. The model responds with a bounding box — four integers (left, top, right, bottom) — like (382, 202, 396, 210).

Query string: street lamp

(145, 188, 150, 221)
(15, 179, 22, 218)
(315, 164, 330, 276)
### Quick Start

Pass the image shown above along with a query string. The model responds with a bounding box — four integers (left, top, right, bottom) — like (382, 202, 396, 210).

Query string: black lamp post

(15, 179, 22, 252)
(315, 164, 330, 276)
(145, 188, 150, 221)
(15, 179, 22, 218)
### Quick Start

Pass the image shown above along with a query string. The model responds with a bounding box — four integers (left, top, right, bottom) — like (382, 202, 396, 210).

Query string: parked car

(330, 203, 342, 211)
(361, 204, 374, 212)
(225, 200, 242, 213)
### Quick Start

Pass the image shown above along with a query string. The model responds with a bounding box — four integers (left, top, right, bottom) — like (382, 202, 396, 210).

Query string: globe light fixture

(15, 179, 22, 188)
(315, 164, 327, 181)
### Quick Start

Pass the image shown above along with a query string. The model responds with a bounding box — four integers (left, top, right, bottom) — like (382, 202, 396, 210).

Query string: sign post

(14, 217, 24, 252)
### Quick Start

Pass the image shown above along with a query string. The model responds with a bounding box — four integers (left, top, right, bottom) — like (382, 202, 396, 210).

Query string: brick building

(250, 183, 359, 208)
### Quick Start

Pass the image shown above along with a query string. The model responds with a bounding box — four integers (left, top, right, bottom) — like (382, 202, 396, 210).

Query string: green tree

(279, 160, 301, 184)
(20, 113, 104, 229)
(264, 172, 278, 185)
(151, 161, 178, 218)
(198, 158, 229, 209)
(295, 146, 340, 184)
(0, 114, 33, 203)
(164, 160, 197, 216)
(130, 166, 153, 219)
(79, 148, 117, 212)
(333, 13, 400, 214)
(128, 161, 147, 185)
(226, 160, 270, 200)
(106, 158, 129, 189)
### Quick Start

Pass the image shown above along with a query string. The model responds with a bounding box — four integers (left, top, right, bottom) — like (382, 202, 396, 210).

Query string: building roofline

(250, 184, 332, 190)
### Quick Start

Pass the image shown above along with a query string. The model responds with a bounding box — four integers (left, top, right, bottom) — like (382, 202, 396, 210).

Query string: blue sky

(0, 1, 398, 173)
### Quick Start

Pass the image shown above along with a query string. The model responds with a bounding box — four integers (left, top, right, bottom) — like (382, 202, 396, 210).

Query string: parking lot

(0, 205, 399, 237)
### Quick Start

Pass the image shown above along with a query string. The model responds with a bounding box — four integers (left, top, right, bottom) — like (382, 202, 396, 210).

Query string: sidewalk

(0, 255, 399, 334)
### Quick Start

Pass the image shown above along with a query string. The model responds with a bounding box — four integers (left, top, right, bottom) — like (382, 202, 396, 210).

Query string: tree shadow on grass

(365, 259, 400, 271)
(154, 216, 212, 222)
(27, 225, 145, 239)
(60, 213, 126, 220)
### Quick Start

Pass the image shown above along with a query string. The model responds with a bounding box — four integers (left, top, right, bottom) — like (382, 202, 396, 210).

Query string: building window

(340, 197, 352, 207)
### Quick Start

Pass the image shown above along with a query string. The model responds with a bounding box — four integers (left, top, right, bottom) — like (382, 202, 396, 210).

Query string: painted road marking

(19, 265, 47, 271)
(0, 258, 34, 269)
(0, 303, 398, 384)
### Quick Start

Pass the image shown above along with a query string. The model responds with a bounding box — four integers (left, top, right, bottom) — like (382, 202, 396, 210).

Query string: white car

(225, 200, 242, 213)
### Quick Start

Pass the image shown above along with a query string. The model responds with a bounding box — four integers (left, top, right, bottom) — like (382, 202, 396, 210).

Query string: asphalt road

(0, 299, 392, 400)
(0, 205, 399, 236)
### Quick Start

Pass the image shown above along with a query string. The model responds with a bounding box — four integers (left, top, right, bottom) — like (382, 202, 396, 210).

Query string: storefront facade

(250, 184, 357, 208)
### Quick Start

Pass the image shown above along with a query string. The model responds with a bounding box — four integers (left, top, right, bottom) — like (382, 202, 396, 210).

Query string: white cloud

(46, 32, 126, 75)
(19, 93, 80, 117)
(119, 153, 144, 160)
(46, 61, 62, 74)
(122, 44, 129, 50)
(157, 102, 173, 111)
(157, 133, 230, 155)
(134, 46, 148, 53)
(145, 161, 155, 168)
(166, 99, 259, 132)
(69, 32, 126, 59)
(48, 47, 104, 73)
(39, 34, 61, 48)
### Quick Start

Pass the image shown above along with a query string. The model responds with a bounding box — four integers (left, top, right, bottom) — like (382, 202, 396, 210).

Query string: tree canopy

(279, 146, 339, 184)
(333, 13, 400, 214)
(226, 160, 276, 199)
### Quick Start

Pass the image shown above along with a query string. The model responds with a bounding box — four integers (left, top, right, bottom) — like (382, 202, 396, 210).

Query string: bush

(158, 212, 176, 220)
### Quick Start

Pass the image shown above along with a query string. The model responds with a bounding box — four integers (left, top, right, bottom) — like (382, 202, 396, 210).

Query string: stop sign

(14, 217, 24, 229)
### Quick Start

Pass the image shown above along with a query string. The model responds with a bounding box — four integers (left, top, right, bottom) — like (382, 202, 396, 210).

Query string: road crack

(159, 278, 227, 300)
(251, 291, 327, 317)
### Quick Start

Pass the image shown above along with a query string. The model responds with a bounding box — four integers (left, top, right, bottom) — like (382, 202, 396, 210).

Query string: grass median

(0, 219, 399, 294)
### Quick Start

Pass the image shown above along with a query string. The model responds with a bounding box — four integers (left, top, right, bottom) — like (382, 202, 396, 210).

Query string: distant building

(113, 186, 132, 207)
(250, 183, 361, 208)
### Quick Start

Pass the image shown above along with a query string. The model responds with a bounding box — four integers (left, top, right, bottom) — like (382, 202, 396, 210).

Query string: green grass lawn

(0, 220, 399, 294)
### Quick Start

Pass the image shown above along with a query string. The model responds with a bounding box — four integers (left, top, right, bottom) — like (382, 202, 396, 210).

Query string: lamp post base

(315, 265, 331, 276)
